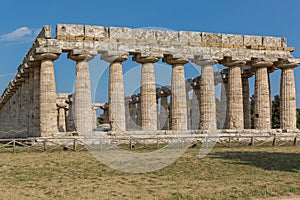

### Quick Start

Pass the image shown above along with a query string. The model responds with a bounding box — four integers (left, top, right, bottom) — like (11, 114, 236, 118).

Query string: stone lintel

(133, 53, 161, 63)
(193, 56, 218, 66)
(35, 46, 62, 55)
(101, 51, 128, 63)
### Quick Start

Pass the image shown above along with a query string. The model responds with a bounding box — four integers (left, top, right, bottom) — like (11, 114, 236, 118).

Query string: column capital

(133, 53, 161, 63)
(163, 55, 189, 65)
(101, 51, 128, 63)
(249, 58, 274, 68)
(68, 50, 97, 61)
(275, 58, 300, 69)
(193, 56, 218, 66)
(34, 53, 60, 61)
(221, 57, 246, 67)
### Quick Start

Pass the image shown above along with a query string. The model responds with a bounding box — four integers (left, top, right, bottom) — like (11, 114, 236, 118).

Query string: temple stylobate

(0, 24, 299, 138)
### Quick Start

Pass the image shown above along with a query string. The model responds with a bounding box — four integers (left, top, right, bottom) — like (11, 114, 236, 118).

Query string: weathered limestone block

(155, 30, 179, 41)
(84, 25, 107, 40)
(56, 24, 84, 40)
(37, 25, 52, 39)
(179, 31, 202, 43)
(133, 28, 156, 41)
(222, 34, 243, 46)
(263, 36, 281, 47)
(109, 27, 133, 39)
(58, 107, 66, 132)
(202, 32, 222, 44)
(243, 35, 263, 46)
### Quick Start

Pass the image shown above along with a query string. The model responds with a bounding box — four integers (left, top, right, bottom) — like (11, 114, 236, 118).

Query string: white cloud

(0, 27, 40, 42)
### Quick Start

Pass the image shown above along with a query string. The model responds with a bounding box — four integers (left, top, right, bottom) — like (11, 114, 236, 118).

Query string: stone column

(133, 55, 160, 131)
(222, 59, 246, 129)
(32, 63, 40, 136)
(34, 53, 60, 136)
(191, 86, 200, 130)
(242, 77, 251, 129)
(164, 56, 189, 130)
(28, 68, 34, 136)
(186, 89, 191, 130)
(160, 95, 169, 130)
(92, 106, 98, 129)
(68, 53, 95, 133)
(278, 60, 298, 130)
(102, 53, 128, 131)
(251, 60, 273, 129)
(220, 77, 229, 129)
(136, 101, 142, 129)
(57, 106, 66, 132)
(194, 59, 217, 130)
(129, 101, 137, 130)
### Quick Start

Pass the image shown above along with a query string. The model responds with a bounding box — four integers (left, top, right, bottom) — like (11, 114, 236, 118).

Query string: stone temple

(0, 24, 299, 138)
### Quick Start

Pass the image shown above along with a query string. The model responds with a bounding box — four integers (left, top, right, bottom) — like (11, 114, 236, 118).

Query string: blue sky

(0, 0, 300, 107)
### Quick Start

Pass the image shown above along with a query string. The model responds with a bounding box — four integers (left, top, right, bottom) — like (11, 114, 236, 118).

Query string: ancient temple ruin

(0, 24, 299, 138)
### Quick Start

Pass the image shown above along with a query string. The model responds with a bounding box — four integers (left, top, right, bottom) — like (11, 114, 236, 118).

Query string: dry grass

(0, 144, 299, 200)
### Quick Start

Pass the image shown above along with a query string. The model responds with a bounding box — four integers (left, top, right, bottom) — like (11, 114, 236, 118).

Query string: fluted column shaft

(35, 53, 59, 136)
(109, 61, 126, 131)
(242, 77, 251, 129)
(129, 102, 137, 130)
(58, 107, 66, 132)
(28, 68, 34, 136)
(191, 86, 200, 130)
(136, 101, 142, 129)
(69, 54, 94, 133)
(254, 67, 271, 129)
(228, 66, 244, 129)
(160, 96, 169, 130)
(134, 55, 160, 131)
(280, 67, 297, 130)
(33, 65, 40, 136)
(220, 79, 229, 129)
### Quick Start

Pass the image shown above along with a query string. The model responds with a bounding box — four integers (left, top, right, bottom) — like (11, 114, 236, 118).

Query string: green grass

(0, 144, 299, 199)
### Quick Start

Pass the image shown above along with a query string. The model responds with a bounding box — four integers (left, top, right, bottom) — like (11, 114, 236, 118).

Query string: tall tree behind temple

(272, 95, 280, 128)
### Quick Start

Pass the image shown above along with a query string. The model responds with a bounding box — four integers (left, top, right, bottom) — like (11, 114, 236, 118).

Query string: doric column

(102, 52, 128, 131)
(133, 54, 160, 131)
(57, 105, 67, 132)
(242, 77, 251, 129)
(136, 100, 142, 129)
(186, 88, 191, 130)
(34, 53, 60, 136)
(28, 67, 34, 136)
(277, 59, 299, 130)
(32, 63, 40, 136)
(194, 58, 217, 130)
(160, 95, 169, 130)
(164, 55, 189, 130)
(222, 59, 246, 129)
(129, 101, 137, 130)
(68, 52, 95, 133)
(250, 59, 273, 129)
(125, 97, 130, 130)
(191, 85, 200, 130)
(220, 75, 229, 129)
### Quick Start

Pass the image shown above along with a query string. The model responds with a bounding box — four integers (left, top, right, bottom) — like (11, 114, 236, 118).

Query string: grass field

(0, 143, 299, 200)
